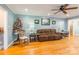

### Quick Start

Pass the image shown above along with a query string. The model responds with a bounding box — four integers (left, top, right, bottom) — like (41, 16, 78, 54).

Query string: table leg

(29, 36, 31, 42)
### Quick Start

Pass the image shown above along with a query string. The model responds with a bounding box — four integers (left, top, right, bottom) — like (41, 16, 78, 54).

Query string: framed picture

(34, 19, 39, 24)
(52, 20, 56, 25)
(41, 18, 50, 25)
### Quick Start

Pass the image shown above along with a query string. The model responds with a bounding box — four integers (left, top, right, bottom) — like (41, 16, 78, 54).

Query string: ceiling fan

(51, 4, 78, 14)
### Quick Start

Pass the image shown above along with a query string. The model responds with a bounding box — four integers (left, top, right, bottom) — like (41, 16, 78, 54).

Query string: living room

(0, 4, 79, 55)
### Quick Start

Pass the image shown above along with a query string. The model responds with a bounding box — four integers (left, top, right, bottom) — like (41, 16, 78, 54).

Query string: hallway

(0, 6, 4, 50)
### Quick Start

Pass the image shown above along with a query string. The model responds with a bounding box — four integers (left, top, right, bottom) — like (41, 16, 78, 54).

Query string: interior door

(68, 20, 74, 36)
(70, 22, 73, 35)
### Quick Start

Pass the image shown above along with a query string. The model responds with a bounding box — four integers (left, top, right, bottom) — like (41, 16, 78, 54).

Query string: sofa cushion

(37, 29, 62, 41)
(50, 29, 56, 34)
(37, 29, 51, 34)
(39, 35, 48, 37)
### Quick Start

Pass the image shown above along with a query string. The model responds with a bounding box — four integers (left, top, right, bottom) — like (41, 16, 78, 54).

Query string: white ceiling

(6, 4, 79, 18)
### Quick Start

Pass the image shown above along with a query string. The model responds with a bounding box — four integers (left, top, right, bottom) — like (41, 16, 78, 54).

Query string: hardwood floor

(0, 36, 79, 55)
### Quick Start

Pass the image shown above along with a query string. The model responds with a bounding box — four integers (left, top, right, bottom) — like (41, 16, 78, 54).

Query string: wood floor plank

(0, 36, 79, 55)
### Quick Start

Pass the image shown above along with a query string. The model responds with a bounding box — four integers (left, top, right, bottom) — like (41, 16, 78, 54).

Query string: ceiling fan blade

(60, 4, 69, 8)
(64, 7, 78, 10)
(63, 4, 69, 8)
(51, 9, 59, 11)
(62, 10, 67, 14)
(54, 10, 61, 14)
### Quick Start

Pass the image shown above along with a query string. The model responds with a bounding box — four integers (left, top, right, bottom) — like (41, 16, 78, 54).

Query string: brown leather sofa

(37, 29, 63, 42)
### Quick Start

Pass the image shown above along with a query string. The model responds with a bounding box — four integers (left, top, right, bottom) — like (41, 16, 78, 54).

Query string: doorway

(68, 20, 74, 36)
(0, 6, 4, 49)
(0, 6, 8, 50)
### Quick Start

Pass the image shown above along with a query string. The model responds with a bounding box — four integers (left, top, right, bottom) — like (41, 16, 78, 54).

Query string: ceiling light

(66, 14, 69, 17)
(48, 13, 50, 16)
(24, 8, 28, 12)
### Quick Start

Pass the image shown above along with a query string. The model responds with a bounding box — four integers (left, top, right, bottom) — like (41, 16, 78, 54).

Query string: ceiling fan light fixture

(24, 8, 28, 12)
(66, 14, 69, 17)
(48, 13, 51, 16)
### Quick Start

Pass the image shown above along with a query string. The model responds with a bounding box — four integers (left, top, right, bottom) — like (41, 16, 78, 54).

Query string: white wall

(73, 18, 79, 36)
(68, 18, 79, 36)
(0, 6, 4, 27)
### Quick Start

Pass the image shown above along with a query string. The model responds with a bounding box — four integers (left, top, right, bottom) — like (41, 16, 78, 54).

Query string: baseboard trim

(0, 45, 3, 50)
(74, 34, 79, 36)
(7, 39, 16, 48)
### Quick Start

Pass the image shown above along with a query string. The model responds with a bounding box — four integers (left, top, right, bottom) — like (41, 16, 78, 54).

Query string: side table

(29, 33, 39, 42)
(60, 32, 69, 37)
